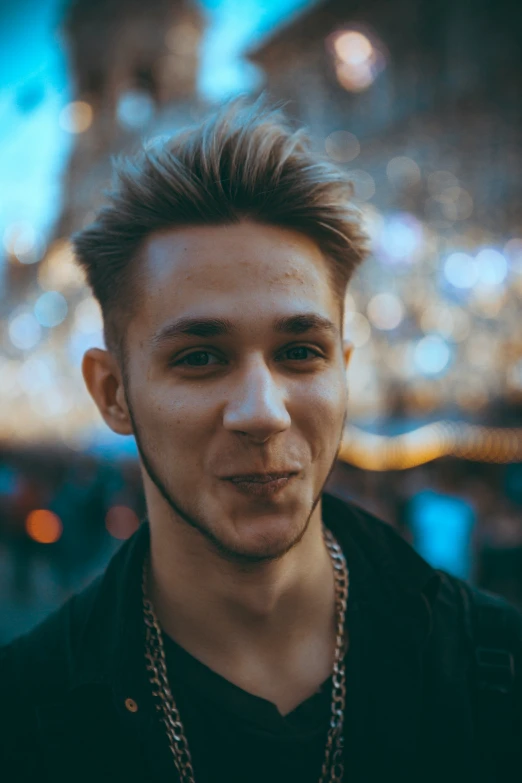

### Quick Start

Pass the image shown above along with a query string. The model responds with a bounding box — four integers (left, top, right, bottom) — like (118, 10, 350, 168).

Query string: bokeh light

(414, 335, 452, 376)
(37, 239, 86, 291)
(504, 238, 522, 269)
(59, 101, 93, 133)
(3, 222, 42, 264)
(439, 188, 474, 222)
(346, 169, 375, 201)
(34, 291, 68, 328)
(474, 248, 508, 286)
(106, 506, 140, 540)
(444, 252, 478, 289)
(25, 510, 63, 544)
(331, 29, 386, 92)
(8, 312, 42, 350)
(116, 89, 155, 130)
(343, 312, 371, 347)
(18, 355, 55, 395)
(325, 130, 360, 162)
(386, 156, 421, 188)
(367, 292, 404, 330)
(377, 213, 423, 264)
(334, 30, 373, 65)
(419, 304, 455, 338)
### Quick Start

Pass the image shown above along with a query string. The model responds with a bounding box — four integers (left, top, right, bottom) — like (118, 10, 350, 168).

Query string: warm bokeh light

(37, 239, 86, 292)
(334, 31, 373, 66)
(331, 28, 385, 92)
(3, 222, 41, 264)
(367, 292, 404, 331)
(343, 312, 371, 347)
(106, 506, 140, 540)
(59, 101, 93, 134)
(339, 423, 522, 471)
(25, 510, 63, 544)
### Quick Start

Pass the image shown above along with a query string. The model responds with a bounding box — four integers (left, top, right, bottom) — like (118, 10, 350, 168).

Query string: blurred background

(0, 0, 521, 643)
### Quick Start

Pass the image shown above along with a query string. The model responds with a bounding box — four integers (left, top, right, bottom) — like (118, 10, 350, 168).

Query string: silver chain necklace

(142, 525, 349, 782)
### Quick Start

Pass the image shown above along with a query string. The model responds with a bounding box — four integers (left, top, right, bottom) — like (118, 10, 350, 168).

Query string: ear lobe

(82, 348, 133, 436)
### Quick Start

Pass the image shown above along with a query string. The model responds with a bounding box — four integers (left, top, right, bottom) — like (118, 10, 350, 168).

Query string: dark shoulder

(325, 491, 410, 549)
(0, 573, 103, 701)
(434, 569, 522, 642)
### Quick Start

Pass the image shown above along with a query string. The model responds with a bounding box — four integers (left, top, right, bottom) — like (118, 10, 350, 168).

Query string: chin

(212, 510, 309, 563)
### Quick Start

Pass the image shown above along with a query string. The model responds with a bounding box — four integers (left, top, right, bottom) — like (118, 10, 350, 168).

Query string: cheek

(292, 374, 347, 434)
(135, 382, 213, 439)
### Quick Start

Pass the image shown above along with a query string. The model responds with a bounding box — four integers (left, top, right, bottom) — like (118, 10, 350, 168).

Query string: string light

(339, 423, 522, 471)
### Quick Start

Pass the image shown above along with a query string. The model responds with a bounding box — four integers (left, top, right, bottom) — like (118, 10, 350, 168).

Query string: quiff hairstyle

(73, 100, 368, 360)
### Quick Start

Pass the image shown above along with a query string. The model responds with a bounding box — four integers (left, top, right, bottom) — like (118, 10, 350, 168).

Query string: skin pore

(83, 220, 353, 716)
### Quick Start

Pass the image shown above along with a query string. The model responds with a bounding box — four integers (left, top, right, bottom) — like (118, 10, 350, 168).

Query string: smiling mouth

(224, 473, 298, 496)
(227, 472, 297, 484)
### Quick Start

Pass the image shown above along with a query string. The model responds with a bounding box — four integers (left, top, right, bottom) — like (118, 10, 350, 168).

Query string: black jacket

(1, 492, 521, 782)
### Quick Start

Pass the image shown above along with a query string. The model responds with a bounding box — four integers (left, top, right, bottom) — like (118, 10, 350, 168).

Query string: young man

(1, 102, 521, 783)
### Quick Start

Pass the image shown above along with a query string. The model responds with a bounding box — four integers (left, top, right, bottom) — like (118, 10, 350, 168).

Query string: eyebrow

(149, 313, 339, 349)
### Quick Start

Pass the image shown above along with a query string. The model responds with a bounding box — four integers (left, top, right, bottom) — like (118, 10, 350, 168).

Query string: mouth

(223, 472, 298, 497)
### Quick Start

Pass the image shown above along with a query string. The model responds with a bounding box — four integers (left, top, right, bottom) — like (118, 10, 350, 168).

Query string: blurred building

(4, 0, 203, 300)
(248, 0, 522, 235)
(59, 0, 204, 237)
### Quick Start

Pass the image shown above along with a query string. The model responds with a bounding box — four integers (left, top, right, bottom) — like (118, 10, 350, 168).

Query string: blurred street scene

(0, 0, 521, 643)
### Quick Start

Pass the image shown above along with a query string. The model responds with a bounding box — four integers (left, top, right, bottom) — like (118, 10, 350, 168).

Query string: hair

(73, 98, 368, 360)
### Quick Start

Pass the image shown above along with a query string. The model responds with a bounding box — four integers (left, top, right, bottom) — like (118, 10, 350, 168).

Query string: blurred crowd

(0, 444, 521, 644)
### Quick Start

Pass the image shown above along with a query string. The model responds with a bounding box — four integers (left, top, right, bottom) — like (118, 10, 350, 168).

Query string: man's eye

(284, 346, 321, 361)
(173, 346, 322, 368)
(177, 351, 220, 367)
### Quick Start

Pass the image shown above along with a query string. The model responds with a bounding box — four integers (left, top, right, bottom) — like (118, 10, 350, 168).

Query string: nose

(222, 357, 291, 442)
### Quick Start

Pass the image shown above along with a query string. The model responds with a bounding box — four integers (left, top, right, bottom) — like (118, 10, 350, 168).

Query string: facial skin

(84, 220, 352, 564)
(84, 220, 353, 711)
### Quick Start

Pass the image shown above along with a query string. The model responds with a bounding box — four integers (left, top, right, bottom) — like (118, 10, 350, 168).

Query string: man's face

(118, 221, 351, 561)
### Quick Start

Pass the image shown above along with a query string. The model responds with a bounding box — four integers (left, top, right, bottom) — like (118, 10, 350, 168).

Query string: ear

(82, 348, 133, 436)
(342, 339, 354, 371)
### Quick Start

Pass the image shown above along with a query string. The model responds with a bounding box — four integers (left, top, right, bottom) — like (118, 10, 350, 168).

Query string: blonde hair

(73, 99, 368, 357)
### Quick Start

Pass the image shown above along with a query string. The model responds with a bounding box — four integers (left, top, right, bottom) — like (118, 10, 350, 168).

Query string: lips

(226, 472, 297, 483)
(225, 473, 298, 497)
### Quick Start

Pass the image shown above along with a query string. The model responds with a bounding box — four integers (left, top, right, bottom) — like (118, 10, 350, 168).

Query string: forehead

(133, 220, 339, 339)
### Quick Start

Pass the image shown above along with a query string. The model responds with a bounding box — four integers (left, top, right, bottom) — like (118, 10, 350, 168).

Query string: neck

(146, 502, 336, 671)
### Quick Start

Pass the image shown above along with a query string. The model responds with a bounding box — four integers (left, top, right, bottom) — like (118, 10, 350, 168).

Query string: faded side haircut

(73, 99, 368, 359)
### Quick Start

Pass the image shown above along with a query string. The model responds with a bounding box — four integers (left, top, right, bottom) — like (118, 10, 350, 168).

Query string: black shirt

(162, 631, 334, 782)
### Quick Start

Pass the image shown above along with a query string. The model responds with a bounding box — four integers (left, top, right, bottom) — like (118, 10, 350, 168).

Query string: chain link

(142, 524, 349, 783)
